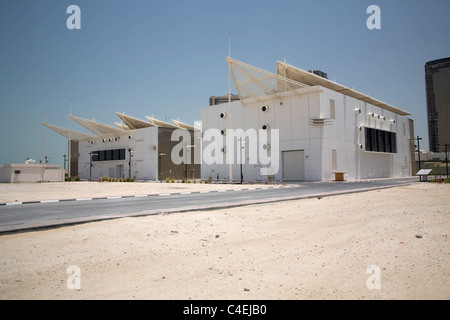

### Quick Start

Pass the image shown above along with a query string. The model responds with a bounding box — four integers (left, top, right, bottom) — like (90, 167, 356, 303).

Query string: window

(364, 127, 397, 153)
(330, 99, 336, 119)
(93, 148, 126, 162)
(331, 149, 337, 170)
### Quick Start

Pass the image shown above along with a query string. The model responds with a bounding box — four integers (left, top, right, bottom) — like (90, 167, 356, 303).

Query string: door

(282, 150, 305, 180)
(116, 165, 124, 179)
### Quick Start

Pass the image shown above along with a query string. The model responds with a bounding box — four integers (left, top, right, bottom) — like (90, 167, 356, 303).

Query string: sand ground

(0, 181, 449, 300)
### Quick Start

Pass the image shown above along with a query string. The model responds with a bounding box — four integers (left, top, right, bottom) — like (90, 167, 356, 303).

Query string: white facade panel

(77, 126, 158, 181)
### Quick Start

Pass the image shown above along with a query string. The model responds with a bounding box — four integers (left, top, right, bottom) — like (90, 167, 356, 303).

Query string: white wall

(77, 126, 158, 181)
(318, 86, 412, 180)
(201, 86, 413, 181)
(0, 164, 64, 183)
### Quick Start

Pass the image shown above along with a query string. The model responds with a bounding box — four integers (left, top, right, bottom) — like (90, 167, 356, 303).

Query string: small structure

(0, 163, 64, 183)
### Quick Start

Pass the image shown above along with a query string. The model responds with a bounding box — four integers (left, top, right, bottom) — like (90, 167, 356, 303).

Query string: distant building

(0, 164, 64, 183)
(425, 57, 450, 152)
(308, 70, 328, 79)
(209, 94, 240, 106)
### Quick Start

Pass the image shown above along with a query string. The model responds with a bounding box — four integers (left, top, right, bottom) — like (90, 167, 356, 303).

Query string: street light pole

(416, 136, 422, 171)
(445, 143, 449, 180)
(158, 153, 166, 182)
(63, 154, 67, 171)
(128, 148, 133, 179)
(89, 152, 98, 181)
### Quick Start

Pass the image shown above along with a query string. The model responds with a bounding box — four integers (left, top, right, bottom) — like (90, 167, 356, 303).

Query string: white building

(0, 164, 64, 183)
(201, 58, 415, 181)
(44, 113, 200, 181)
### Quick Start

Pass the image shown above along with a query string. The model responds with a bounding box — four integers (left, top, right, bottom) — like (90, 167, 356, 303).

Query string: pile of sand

(0, 182, 449, 299)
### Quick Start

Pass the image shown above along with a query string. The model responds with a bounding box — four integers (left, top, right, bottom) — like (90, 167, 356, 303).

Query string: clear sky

(1, 0, 449, 166)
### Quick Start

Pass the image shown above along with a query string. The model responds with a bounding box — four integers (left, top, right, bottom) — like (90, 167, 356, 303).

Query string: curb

(0, 185, 291, 206)
(0, 183, 413, 235)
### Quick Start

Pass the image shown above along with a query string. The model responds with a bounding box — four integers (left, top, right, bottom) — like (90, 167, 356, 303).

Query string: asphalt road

(0, 178, 417, 234)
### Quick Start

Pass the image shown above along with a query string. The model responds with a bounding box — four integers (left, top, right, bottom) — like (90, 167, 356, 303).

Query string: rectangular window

(119, 148, 126, 160)
(364, 127, 397, 153)
(331, 149, 337, 170)
(112, 149, 119, 160)
(98, 150, 105, 161)
(93, 148, 126, 162)
(330, 99, 336, 119)
(105, 150, 112, 161)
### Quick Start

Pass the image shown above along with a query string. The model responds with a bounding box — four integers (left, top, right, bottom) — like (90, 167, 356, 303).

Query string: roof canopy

(44, 113, 196, 141)
(227, 57, 321, 106)
(115, 112, 152, 130)
(42, 122, 95, 140)
(69, 114, 128, 135)
(277, 61, 411, 116)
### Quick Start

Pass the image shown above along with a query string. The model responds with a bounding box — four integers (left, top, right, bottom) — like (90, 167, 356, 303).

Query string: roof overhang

(115, 112, 153, 130)
(69, 114, 128, 135)
(277, 61, 411, 116)
(227, 57, 321, 106)
(42, 122, 96, 141)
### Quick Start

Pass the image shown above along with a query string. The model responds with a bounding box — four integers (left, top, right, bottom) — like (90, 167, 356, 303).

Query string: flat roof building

(425, 57, 450, 152)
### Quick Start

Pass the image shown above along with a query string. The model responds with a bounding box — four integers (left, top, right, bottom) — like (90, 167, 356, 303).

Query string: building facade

(425, 57, 450, 152)
(201, 58, 414, 181)
(44, 114, 200, 181)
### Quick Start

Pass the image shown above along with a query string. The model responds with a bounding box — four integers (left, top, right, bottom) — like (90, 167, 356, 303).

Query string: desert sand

(0, 181, 449, 300)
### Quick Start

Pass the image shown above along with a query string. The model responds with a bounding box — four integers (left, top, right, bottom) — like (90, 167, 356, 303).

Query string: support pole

(228, 33, 233, 183)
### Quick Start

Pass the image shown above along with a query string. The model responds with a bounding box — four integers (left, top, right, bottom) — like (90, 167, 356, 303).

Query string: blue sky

(1, 0, 449, 166)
